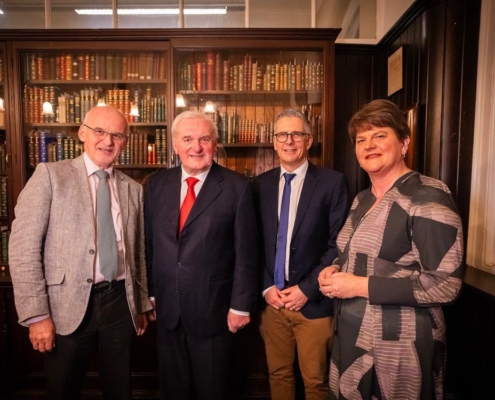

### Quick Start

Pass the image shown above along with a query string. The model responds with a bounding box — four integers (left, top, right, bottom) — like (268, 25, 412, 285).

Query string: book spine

(206, 51, 215, 91)
(39, 130, 47, 163)
(0, 178, 7, 218)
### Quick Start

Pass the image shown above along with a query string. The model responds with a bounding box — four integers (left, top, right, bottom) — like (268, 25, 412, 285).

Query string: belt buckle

(94, 280, 112, 292)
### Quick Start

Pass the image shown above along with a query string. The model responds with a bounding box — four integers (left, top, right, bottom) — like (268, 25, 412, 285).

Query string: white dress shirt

(263, 159, 309, 296)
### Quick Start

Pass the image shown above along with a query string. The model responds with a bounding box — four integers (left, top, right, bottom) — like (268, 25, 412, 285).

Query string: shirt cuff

(262, 285, 275, 297)
(229, 308, 249, 317)
(25, 314, 50, 325)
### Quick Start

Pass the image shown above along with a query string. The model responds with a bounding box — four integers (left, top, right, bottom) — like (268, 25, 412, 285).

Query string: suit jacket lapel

(182, 162, 223, 231)
(267, 168, 281, 241)
(70, 156, 95, 226)
(168, 167, 182, 231)
(292, 162, 318, 240)
(114, 170, 129, 227)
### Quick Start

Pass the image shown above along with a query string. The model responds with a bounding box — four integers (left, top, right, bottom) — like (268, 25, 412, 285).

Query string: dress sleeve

(369, 185, 464, 307)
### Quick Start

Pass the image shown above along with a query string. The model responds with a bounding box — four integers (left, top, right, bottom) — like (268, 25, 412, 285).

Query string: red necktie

(179, 177, 199, 233)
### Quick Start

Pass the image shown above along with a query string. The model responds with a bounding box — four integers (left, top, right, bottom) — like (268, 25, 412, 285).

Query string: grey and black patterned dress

(330, 171, 463, 400)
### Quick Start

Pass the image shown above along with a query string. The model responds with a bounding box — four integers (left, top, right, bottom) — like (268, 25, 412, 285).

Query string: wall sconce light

(42, 101, 54, 116)
(0, 98, 5, 112)
(204, 100, 215, 113)
(97, 98, 106, 107)
(176, 94, 186, 108)
(129, 103, 140, 117)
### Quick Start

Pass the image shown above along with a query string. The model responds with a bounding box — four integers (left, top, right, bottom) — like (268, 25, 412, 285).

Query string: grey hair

(274, 109, 312, 133)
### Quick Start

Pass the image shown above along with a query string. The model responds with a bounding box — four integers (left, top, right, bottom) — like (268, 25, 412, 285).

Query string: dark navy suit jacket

(145, 162, 258, 337)
(253, 161, 349, 319)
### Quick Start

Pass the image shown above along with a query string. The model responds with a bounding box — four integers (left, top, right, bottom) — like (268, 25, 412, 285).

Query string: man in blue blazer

(253, 109, 349, 400)
(144, 111, 258, 400)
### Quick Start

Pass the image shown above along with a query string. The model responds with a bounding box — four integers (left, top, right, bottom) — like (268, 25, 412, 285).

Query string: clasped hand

(318, 266, 369, 299)
(265, 285, 308, 311)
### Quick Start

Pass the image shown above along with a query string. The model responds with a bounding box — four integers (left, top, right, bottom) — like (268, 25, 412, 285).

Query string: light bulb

(42, 101, 54, 116)
(129, 103, 140, 117)
(204, 101, 215, 113)
(0, 98, 5, 112)
(175, 94, 186, 108)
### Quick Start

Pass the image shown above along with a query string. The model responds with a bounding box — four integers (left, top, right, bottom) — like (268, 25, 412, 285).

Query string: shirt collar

(180, 165, 211, 183)
(83, 152, 115, 180)
(279, 159, 309, 179)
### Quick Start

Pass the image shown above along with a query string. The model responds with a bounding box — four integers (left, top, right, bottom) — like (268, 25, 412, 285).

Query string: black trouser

(44, 280, 135, 400)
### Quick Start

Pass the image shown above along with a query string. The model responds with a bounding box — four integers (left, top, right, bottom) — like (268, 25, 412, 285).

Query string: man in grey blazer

(9, 105, 153, 399)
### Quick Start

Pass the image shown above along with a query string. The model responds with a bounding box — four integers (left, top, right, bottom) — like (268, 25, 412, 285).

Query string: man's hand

(29, 317, 56, 353)
(136, 312, 151, 336)
(227, 312, 250, 333)
(147, 298, 157, 321)
(280, 285, 308, 312)
(264, 286, 286, 310)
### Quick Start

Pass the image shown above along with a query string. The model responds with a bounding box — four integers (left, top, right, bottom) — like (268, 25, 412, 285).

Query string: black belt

(91, 280, 124, 293)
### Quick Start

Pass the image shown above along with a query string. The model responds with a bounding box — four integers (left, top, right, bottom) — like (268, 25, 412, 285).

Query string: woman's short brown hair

(348, 99, 410, 146)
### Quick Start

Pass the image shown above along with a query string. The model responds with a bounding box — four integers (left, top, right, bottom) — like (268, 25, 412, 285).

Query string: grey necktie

(94, 170, 118, 281)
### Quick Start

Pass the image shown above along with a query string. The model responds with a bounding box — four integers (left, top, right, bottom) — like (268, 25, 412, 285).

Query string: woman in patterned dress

(318, 99, 463, 400)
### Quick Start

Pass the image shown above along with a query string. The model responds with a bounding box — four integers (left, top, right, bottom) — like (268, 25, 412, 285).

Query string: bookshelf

(172, 36, 335, 177)
(0, 29, 339, 399)
(17, 41, 171, 184)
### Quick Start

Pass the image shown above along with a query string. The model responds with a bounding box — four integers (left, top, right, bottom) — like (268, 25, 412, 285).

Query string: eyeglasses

(273, 131, 309, 143)
(83, 124, 127, 142)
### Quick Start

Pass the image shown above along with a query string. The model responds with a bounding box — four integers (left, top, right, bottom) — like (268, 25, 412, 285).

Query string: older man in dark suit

(253, 109, 349, 400)
(145, 110, 258, 400)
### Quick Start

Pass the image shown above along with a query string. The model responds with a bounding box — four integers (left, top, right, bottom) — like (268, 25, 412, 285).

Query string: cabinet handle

(5, 154, 8, 167)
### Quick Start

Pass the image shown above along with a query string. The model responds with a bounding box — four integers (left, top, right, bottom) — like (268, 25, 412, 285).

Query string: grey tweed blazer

(9, 155, 152, 335)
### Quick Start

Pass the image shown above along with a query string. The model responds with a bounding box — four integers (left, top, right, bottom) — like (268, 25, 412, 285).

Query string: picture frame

(388, 47, 403, 96)
(403, 103, 418, 170)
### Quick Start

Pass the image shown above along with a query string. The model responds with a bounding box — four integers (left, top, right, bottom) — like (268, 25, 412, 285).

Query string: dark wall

(334, 0, 493, 398)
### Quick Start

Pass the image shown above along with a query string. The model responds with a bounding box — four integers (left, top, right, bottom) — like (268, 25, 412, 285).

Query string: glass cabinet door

(174, 45, 326, 177)
(19, 43, 169, 183)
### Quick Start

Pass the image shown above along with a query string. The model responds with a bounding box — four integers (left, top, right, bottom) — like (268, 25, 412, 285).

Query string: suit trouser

(157, 319, 234, 400)
(259, 306, 334, 400)
(44, 281, 135, 400)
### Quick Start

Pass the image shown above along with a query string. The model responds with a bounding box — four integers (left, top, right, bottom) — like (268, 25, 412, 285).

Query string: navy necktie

(274, 173, 296, 290)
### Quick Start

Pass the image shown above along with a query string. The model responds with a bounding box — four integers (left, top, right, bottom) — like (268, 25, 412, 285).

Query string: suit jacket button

(87, 278, 93, 283)
(178, 262, 182, 268)
(89, 249, 95, 255)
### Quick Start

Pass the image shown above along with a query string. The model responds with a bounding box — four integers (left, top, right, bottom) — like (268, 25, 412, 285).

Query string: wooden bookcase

(172, 36, 336, 176)
(0, 28, 339, 399)
(13, 41, 171, 185)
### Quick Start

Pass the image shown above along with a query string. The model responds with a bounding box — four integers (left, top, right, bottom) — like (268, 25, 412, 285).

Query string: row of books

(25, 52, 167, 82)
(27, 131, 83, 167)
(1, 227, 9, 263)
(27, 129, 168, 167)
(208, 104, 322, 144)
(24, 86, 167, 124)
(0, 177, 7, 218)
(178, 53, 323, 92)
(117, 129, 167, 165)
(211, 110, 275, 144)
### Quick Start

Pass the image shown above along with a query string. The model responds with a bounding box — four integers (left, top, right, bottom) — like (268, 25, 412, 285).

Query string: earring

(402, 152, 406, 159)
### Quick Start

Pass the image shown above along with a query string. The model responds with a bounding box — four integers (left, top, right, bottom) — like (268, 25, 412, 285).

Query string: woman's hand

(320, 270, 369, 299)
(318, 265, 339, 297)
